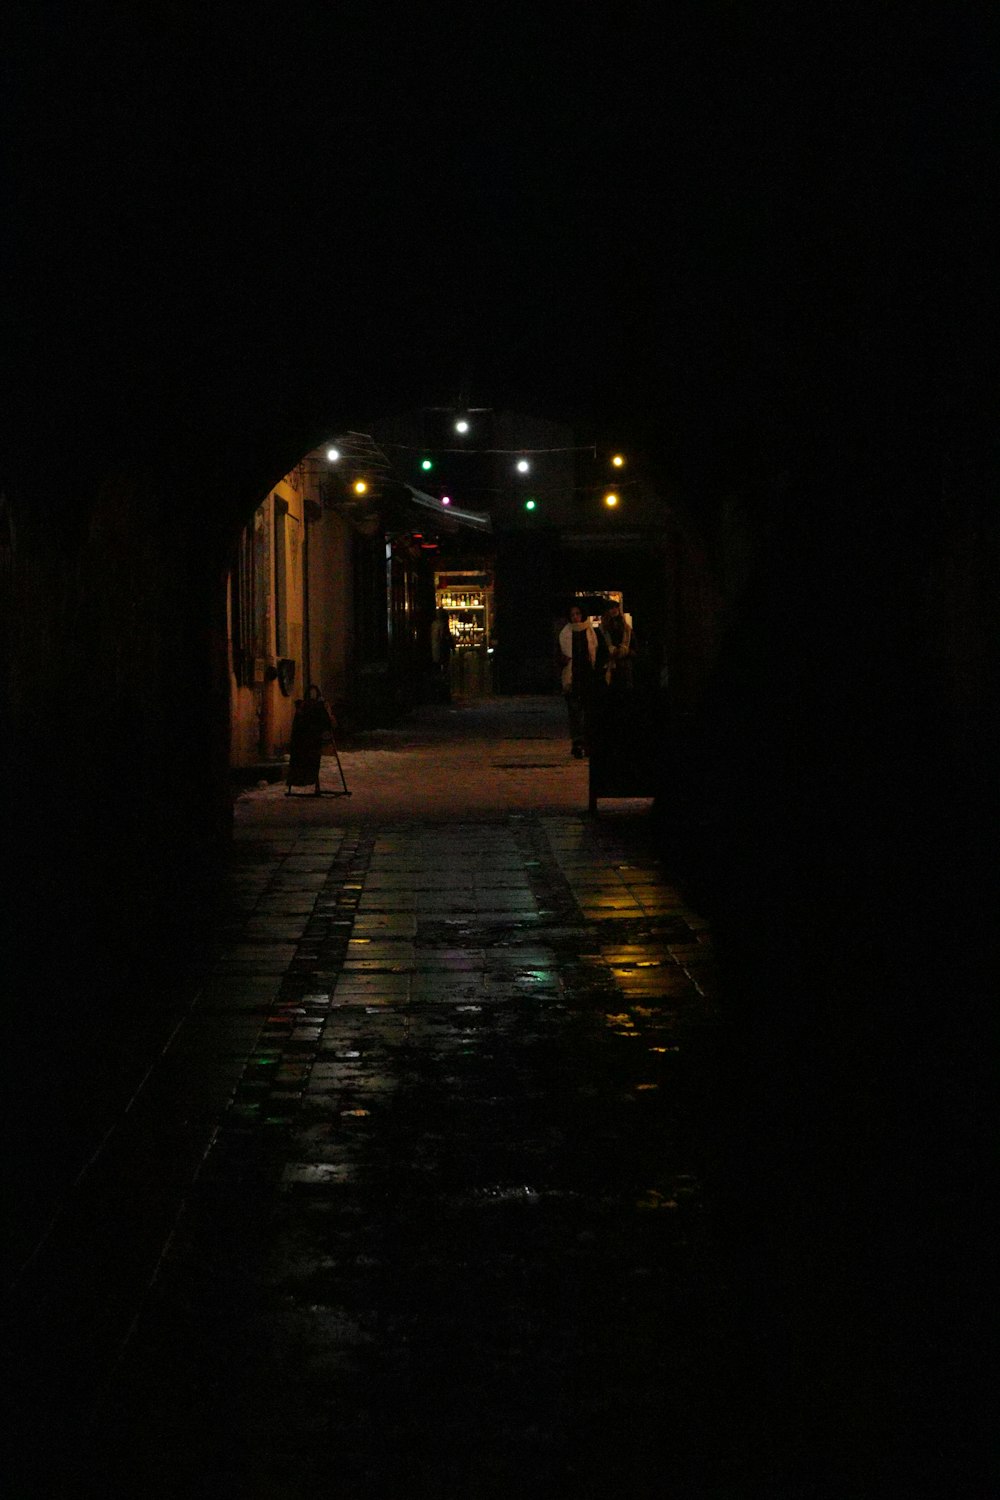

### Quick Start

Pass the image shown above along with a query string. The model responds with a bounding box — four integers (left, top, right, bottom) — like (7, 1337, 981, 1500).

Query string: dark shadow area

(652, 475, 998, 1495)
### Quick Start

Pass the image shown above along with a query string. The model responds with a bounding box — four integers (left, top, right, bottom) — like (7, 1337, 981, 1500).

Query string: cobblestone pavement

(238, 692, 603, 822)
(9, 697, 979, 1497)
(8, 699, 731, 1498)
(78, 810, 721, 1498)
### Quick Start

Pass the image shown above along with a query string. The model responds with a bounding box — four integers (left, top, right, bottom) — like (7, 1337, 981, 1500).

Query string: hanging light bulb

(454, 418, 470, 434)
(326, 446, 341, 462)
(516, 458, 530, 473)
(604, 492, 619, 508)
(441, 495, 452, 506)
(353, 479, 369, 496)
(611, 453, 625, 468)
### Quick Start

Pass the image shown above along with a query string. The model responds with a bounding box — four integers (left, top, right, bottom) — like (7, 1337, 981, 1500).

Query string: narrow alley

(8, 14, 994, 1496)
(7, 698, 728, 1499)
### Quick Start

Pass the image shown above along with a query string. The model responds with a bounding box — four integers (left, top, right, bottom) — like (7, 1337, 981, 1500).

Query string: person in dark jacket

(598, 599, 635, 693)
(430, 608, 455, 702)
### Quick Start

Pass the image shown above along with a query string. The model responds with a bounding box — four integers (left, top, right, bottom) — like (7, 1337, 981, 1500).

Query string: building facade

(228, 455, 352, 764)
(225, 412, 718, 767)
(227, 440, 492, 764)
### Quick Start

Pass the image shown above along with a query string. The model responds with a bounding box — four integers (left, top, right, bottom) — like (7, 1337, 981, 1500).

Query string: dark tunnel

(2, 9, 996, 1496)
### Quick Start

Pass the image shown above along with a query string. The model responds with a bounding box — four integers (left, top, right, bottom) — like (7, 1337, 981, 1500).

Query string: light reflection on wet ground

(86, 812, 724, 1497)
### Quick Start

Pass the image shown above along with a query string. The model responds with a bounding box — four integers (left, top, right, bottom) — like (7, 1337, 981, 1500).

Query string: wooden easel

(321, 726, 352, 796)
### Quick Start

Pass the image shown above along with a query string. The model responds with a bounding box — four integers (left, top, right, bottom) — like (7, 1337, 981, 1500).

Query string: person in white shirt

(558, 604, 598, 757)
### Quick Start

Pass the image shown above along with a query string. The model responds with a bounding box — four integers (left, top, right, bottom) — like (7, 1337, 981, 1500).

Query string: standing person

(430, 608, 454, 703)
(598, 598, 635, 693)
(558, 603, 598, 758)
(286, 684, 335, 796)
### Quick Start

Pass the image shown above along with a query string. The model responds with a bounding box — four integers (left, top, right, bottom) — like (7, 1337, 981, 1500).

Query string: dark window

(352, 534, 389, 662)
(231, 526, 254, 687)
(231, 509, 269, 687)
(274, 497, 288, 656)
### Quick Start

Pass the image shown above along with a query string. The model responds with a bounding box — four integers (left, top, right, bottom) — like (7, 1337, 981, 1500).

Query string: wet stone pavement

(68, 811, 723, 1498)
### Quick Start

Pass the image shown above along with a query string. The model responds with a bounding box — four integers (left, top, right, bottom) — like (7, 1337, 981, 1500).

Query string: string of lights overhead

(320, 424, 631, 518)
(381, 442, 600, 456)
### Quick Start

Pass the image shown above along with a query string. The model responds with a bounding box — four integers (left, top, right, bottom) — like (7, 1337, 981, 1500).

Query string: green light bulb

(525, 499, 537, 511)
(421, 458, 433, 472)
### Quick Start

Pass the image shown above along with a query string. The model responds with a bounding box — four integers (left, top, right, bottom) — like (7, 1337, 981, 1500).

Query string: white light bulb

(516, 459, 530, 473)
(326, 446, 340, 462)
(455, 419, 470, 434)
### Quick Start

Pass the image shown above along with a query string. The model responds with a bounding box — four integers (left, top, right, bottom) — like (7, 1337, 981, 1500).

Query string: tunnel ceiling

(6, 10, 986, 539)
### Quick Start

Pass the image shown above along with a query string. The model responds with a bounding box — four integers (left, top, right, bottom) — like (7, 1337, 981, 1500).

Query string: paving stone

(352, 915, 418, 936)
(41, 710, 732, 1497)
(332, 972, 411, 998)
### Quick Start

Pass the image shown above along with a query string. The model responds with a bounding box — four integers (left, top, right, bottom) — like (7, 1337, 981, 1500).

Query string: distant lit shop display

(435, 571, 493, 651)
(573, 589, 624, 621)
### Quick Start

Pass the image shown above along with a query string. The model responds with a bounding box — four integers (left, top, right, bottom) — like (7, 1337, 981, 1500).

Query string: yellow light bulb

(353, 479, 368, 495)
(604, 492, 619, 507)
(611, 454, 625, 468)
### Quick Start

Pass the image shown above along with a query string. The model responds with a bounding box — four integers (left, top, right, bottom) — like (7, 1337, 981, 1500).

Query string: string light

(381, 441, 597, 456)
(319, 432, 635, 531)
